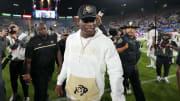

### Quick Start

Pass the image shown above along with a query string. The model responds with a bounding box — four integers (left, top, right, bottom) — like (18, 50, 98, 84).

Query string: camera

(7, 25, 16, 35)
(98, 9, 105, 17)
(1, 53, 12, 69)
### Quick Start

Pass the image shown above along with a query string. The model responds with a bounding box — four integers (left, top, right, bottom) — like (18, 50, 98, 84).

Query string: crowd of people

(0, 4, 180, 101)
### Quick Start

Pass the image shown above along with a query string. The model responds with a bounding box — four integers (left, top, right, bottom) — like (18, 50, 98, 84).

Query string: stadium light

(59, 16, 66, 19)
(22, 14, 32, 18)
(163, 4, 168, 8)
(1, 13, 11, 16)
(13, 14, 21, 17)
(13, 3, 19, 7)
(68, 7, 72, 10)
(66, 16, 72, 19)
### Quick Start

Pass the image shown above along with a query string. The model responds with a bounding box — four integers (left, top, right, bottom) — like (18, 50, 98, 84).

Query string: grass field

(2, 47, 180, 101)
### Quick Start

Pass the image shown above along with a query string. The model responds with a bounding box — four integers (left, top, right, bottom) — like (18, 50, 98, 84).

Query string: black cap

(77, 4, 97, 19)
(149, 23, 156, 28)
(120, 21, 139, 29)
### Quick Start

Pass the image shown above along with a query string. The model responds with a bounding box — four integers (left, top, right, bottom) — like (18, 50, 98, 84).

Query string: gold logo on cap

(129, 21, 133, 26)
(83, 6, 93, 15)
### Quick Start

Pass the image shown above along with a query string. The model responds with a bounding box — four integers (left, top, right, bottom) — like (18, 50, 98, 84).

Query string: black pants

(9, 61, 28, 97)
(31, 72, 52, 101)
(125, 65, 145, 101)
(122, 64, 130, 92)
(0, 63, 6, 101)
(156, 56, 171, 77)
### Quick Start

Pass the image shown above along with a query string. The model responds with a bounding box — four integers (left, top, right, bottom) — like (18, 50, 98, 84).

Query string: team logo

(83, 6, 93, 15)
(74, 85, 88, 96)
(117, 38, 123, 44)
(129, 21, 133, 26)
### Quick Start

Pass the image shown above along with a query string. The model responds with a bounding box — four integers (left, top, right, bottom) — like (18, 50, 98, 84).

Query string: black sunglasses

(81, 17, 96, 23)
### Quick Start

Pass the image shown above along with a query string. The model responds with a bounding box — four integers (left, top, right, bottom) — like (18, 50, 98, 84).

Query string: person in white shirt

(6, 24, 30, 101)
(55, 4, 125, 101)
(145, 24, 158, 68)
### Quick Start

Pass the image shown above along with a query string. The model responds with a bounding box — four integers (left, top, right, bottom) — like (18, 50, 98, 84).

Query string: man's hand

(96, 15, 102, 25)
(55, 85, 64, 97)
(166, 44, 172, 47)
(22, 74, 32, 82)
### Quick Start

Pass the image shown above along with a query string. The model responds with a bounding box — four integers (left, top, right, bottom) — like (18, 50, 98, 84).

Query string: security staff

(155, 33, 178, 83)
(116, 21, 145, 101)
(22, 23, 62, 101)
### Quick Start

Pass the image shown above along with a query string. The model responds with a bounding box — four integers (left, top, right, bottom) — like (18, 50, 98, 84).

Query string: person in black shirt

(0, 27, 8, 101)
(58, 33, 69, 63)
(22, 23, 62, 101)
(155, 33, 178, 83)
(176, 49, 180, 93)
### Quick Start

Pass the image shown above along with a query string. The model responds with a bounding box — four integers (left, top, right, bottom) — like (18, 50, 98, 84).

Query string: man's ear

(76, 19, 80, 25)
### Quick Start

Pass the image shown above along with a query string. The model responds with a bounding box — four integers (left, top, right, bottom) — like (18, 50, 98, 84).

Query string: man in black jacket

(22, 23, 62, 101)
(0, 27, 8, 101)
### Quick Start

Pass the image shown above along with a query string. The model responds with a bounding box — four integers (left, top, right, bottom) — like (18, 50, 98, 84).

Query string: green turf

(2, 48, 180, 101)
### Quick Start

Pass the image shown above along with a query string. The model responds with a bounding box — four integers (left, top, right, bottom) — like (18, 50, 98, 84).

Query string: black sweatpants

(31, 73, 52, 101)
(126, 65, 145, 101)
(9, 60, 28, 97)
(156, 56, 171, 77)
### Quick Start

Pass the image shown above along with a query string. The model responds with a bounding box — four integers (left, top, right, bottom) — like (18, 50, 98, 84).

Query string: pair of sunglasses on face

(81, 17, 96, 23)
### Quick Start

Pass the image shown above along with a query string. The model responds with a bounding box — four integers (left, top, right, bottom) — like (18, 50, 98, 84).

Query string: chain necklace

(80, 35, 93, 54)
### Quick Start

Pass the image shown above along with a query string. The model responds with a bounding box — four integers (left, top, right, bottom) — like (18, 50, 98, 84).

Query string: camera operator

(155, 32, 178, 83)
(6, 24, 29, 101)
(0, 27, 9, 101)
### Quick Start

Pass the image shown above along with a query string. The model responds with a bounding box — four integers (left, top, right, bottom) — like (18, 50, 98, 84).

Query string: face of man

(1, 29, 8, 37)
(125, 28, 136, 37)
(78, 17, 97, 38)
(117, 31, 122, 36)
(163, 35, 169, 40)
(36, 23, 48, 37)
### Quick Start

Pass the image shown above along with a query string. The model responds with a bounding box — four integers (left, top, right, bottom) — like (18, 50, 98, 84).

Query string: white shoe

(9, 94, 18, 101)
(156, 76, 161, 82)
(163, 77, 169, 83)
(146, 65, 153, 68)
(24, 97, 30, 101)
(126, 89, 132, 95)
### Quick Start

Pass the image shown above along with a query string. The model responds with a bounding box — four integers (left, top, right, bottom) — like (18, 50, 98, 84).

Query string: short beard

(39, 34, 47, 39)
(80, 30, 96, 38)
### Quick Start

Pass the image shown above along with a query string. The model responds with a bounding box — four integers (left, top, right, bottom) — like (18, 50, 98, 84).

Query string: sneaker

(24, 97, 30, 101)
(163, 77, 169, 84)
(9, 94, 18, 101)
(152, 65, 156, 69)
(126, 89, 132, 95)
(156, 76, 161, 82)
(146, 65, 153, 68)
